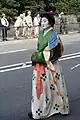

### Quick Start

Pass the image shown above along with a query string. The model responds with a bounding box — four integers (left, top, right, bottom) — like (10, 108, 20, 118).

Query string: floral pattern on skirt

(31, 61, 69, 119)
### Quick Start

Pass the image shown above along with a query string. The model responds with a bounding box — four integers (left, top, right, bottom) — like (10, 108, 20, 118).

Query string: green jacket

(31, 29, 62, 65)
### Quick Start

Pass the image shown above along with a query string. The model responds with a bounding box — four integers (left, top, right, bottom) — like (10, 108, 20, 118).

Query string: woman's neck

(43, 27, 53, 36)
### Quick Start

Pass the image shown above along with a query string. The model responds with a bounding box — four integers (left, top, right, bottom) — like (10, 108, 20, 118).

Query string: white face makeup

(41, 17, 50, 30)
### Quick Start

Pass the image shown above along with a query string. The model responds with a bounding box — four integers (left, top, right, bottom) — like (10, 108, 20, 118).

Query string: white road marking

(62, 52, 80, 58)
(0, 61, 31, 69)
(0, 65, 32, 73)
(0, 53, 80, 73)
(59, 54, 80, 61)
(0, 63, 23, 69)
(71, 64, 80, 70)
(0, 48, 80, 58)
(0, 49, 27, 55)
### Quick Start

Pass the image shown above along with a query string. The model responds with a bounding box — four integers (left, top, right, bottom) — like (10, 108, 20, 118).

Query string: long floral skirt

(31, 61, 69, 119)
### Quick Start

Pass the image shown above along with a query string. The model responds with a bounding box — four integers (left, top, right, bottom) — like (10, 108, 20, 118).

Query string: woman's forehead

(41, 17, 48, 21)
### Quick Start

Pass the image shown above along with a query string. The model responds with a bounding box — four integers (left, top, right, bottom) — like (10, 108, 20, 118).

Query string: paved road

(0, 33, 80, 120)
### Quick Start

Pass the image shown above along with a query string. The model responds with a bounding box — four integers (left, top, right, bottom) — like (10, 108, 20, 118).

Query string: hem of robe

(32, 110, 69, 119)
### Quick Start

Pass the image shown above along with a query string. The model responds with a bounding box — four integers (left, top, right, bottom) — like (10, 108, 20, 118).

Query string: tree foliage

(0, 0, 80, 21)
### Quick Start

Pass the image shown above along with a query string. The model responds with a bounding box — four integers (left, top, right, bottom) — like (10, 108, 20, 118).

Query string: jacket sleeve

(49, 36, 64, 63)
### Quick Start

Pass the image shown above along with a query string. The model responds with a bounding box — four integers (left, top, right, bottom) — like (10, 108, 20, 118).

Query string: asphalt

(0, 31, 80, 120)
(0, 58, 80, 120)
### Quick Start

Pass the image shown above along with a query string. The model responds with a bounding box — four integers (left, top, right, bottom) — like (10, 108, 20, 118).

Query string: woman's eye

(41, 19, 47, 23)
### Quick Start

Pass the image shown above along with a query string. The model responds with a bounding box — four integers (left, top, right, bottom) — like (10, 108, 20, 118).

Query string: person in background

(22, 13, 28, 37)
(25, 11, 33, 38)
(63, 13, 68, 34)
(77, 12, 80, 33)
(14, 14, 23, 39)
(28, 12, 70, 119)
(33, 14, 40, 38)
(1, 13, 9, 41)
(59, 12, 68, 34)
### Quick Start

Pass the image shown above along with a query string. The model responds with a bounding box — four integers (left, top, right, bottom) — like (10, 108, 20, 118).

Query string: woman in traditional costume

(28, 12, 69, 120)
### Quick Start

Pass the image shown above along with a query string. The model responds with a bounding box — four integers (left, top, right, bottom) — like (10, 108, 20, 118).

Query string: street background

(0, 32, 80, 120)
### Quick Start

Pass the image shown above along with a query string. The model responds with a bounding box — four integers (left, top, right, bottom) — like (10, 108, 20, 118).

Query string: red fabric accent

(33, 64, 46, 99)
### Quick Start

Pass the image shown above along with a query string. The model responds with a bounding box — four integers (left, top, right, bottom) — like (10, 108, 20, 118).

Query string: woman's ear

(50, 22, 54, 27)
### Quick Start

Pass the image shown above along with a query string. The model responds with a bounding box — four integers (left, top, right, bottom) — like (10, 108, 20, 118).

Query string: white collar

(43, 27, 53, 36)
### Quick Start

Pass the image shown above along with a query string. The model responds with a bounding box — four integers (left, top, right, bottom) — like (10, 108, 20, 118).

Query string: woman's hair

(40, 12, 55, 27)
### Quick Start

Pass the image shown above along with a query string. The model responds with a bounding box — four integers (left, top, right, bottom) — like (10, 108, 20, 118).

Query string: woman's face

(41, 17, 50, 30)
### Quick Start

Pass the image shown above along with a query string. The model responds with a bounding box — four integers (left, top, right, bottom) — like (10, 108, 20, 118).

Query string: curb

(0, 37, 37, 45)
(0, 31, 79, 45)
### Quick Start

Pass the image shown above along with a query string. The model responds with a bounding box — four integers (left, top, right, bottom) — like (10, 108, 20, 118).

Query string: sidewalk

(0, 30, 80, 47)
(0, 30, 79, 43)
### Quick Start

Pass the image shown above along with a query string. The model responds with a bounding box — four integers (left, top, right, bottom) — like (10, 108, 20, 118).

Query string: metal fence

(0, 23, 80, 41)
